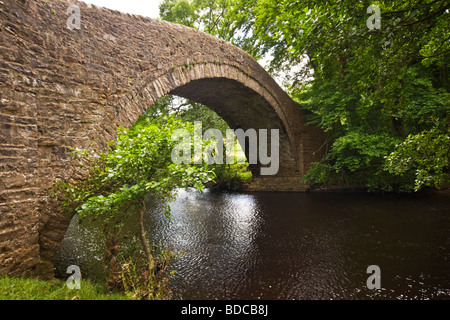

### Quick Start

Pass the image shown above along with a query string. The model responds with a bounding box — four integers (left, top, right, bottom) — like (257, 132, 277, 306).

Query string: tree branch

(139, 199, 155, 273)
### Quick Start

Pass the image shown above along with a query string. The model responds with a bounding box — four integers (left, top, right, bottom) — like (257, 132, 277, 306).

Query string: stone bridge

(0, 0, 328, 278)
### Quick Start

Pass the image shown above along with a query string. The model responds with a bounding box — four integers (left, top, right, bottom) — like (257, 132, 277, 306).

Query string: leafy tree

(136, 94, 179, 120)
(178, 101, 230, 134)
(159, 0, 449, 191)
(385, 121, 450, 191)
(160, 0, 248, 43)
(222, 0, 449, 191)
(159, 0, 198, 28)
(146, 97, 253, 189)
(52, 117, 214, 298)
(302, 132, 416, 191)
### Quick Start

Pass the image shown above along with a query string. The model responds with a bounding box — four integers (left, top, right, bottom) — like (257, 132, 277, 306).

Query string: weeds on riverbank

(103, 235, 178, 300)
(208, 163, 253, 191)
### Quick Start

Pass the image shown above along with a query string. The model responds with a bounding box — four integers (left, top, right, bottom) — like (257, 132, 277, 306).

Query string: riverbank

(0, 276, 126, 300)
(244, 178, 450, 194)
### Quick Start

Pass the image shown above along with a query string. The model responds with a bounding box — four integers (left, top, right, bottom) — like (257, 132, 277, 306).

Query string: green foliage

(159, 0, 449, 192)
(134, 95, 252, 192)
(385, 123, 450, 191)
(222, 0, 449, 191)
(160, 0, 198, 28)
(117, 239, 177, 300)
(52, 116, 214, 299)
(207, 163, 252, 191)
(327, 133, 399, 175)
(303, 132, 413, 191)
(301, 162, 333, 186)
(137, 95, 230, 137)
(53, 117, 214, 221)
(134, 95, 178, 126)
(178, 101, 230, 134)
(160, 0, 244, 42)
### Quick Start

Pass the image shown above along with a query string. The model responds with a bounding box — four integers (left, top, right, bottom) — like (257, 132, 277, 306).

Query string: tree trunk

(139, 199, 155, 272)
(392, 116, 405, 137)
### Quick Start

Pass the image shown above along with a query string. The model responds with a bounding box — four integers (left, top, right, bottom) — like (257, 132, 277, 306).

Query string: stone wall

(0, 0, 328, 278)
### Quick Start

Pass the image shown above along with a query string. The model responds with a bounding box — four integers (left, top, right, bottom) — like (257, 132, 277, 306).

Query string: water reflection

(144, 189, 264, 300)
(54, 189, 450, 300)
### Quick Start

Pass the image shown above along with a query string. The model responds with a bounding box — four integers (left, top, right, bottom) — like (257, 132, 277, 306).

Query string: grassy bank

(0, 276, 127, 300)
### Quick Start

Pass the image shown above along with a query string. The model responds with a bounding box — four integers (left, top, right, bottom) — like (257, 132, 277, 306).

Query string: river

(53, 189, 450, 300)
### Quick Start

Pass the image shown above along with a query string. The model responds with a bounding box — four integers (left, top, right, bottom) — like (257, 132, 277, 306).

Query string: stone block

(1, 172, 27, 189)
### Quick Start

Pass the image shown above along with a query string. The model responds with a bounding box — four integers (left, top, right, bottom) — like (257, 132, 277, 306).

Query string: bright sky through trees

(80, 0, 163, 19)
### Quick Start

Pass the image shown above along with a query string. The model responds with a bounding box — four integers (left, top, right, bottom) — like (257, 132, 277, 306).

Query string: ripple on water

(54, 189, 450, 300)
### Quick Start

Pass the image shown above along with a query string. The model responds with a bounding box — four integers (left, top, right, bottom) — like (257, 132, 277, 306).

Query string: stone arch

(0, 0, 328, 278)
(114, 62, 299, 177)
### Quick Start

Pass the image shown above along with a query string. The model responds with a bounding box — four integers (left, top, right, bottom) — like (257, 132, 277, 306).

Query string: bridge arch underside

(170, 77, 298, 177)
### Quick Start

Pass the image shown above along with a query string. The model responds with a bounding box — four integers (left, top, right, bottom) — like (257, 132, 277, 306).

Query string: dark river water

(53, 189, 450, 300)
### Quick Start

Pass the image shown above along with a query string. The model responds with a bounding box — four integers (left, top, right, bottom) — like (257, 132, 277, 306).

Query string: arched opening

(51, 89, 282, 284)
(170, 77, 297, 177)
(40, 65, 307, 280)
(108, 63, 301, 178)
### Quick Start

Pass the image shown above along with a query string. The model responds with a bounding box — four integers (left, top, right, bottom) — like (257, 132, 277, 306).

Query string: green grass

(0, 276, 127, 300)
